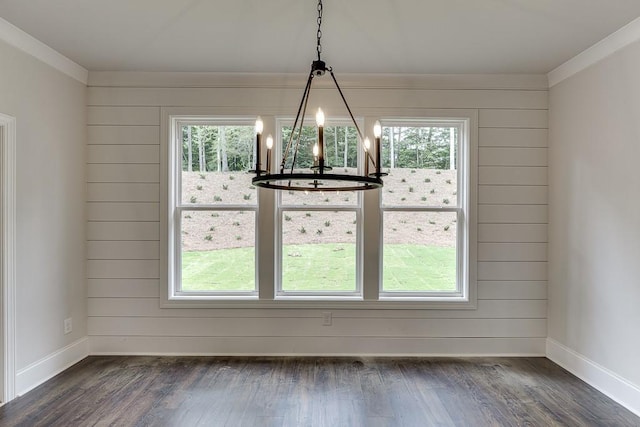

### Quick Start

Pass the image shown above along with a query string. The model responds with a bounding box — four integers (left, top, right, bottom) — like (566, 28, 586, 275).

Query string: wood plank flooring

(0, 357, 637, 426)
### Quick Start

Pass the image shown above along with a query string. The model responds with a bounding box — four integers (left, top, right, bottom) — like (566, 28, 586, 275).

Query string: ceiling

(1, 0, 640, 74)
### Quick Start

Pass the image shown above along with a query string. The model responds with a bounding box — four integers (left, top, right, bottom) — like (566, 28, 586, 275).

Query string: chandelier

(251, 0, 385, 192)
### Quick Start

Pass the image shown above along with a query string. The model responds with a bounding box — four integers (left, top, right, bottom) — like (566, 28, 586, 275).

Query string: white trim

(378, 119, 468, 300)
(0, 113, 16, 403)
(162, 115, 260, 303)
(0, 16, 88, 84)
(89, 336, 545, 357)
(159, 107, 478, 309)
(546, 338, 640, 417)
(15, 338, 89, 397)
(89, 71, 548, 90)
(548, 16, 640, 87)
(92, 352, 545, 358)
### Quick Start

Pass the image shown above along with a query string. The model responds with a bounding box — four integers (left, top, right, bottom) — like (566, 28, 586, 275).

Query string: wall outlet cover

(64, 317, 73, 334)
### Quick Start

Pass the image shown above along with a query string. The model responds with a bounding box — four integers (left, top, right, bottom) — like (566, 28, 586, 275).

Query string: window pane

(281, 210, 357, 292)
(280, 124, 358, 206)
(383, 211, 457, 292)
(180, 210, 255, 292)
(381, 126, 458, 207)
(181, 124, 256, 205)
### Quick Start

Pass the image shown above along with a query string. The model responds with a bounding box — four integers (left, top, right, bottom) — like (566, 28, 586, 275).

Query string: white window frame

(160, 108, 477, 309)
(165, 116, 259, 301)
(275, 118, 364, 299)
(378, 119, 471, 301)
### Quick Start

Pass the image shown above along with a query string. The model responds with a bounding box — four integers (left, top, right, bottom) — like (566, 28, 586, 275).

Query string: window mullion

(256, 187, 275, 300)
(362, 116, 381, 301)
(362, 187, 381, 301)
(257, 116, 276, 300)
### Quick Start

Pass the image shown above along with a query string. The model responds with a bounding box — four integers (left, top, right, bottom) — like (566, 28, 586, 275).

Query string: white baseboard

(16, 337, 89, 397)
(546, 338, 640, 417)
(89, 336, 546, 357)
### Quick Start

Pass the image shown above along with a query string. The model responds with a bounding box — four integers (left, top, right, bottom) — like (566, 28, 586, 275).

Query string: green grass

(181, 248, 255, 291)
(181, 244, 456, 292)
(383, 244, 456, 292)
(281, 244, 356, 292)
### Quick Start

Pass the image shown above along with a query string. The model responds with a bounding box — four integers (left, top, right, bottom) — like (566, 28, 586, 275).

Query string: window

(380, 120, 470, 298)
(167, 119, 258, 298)
(162, 111, 476, 306)
(277, 121, 361, 296)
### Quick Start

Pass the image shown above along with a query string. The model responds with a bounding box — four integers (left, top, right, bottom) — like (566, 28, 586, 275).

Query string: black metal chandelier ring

(253, 173, 383, 192)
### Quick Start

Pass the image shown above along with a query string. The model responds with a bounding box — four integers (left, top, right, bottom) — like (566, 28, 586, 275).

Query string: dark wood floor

(0, 357, 637, 426)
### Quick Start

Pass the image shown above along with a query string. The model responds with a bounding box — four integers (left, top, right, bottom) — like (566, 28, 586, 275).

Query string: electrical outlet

(322, 312, 332, 326)
(64, 317, 72, 335)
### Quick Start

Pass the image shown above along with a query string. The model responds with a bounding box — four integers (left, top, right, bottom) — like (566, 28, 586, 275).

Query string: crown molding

(548, 16, 640, 87)
(0, 17, 88, 85)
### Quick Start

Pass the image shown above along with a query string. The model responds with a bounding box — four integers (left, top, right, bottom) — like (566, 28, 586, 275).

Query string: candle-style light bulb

(254, 117, 263, 175)
(373, 121, 382, 138)
(316, 108, 325, 127)
(364, 137, 371, 176)
(374, 121, 382, 176)
(265, 135, 273, 173)
(316, 109, 325, 173)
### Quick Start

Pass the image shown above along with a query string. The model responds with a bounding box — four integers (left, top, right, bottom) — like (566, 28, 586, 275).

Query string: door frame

(0, 113, 17, 403)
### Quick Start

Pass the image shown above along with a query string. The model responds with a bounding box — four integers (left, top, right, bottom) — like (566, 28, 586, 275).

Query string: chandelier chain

(316, 0, 323, 60)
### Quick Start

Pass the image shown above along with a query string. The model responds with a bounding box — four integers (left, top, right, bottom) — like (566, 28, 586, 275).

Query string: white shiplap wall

(86, 73, 548, 356)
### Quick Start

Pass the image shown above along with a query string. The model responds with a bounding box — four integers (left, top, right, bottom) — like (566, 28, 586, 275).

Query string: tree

(343, 126, 348, 168)
(334, 127, 338, 166)
(380, 126, 454, 170)
(390, 127, 395, 168)
(187, 126, 193, 172)
(198, 127, 206, 172)
(220, 126, 229, 172)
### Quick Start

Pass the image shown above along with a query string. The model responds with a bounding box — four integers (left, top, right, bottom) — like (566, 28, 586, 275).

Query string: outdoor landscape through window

(173, 120, 464, 297)
(381, 125, 460, 293)
(278, 123, 360, 293)
(179, 124, 257, 293)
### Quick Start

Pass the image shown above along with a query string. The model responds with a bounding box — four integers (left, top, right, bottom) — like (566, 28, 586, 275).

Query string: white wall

(87, 72, 548, 356)
(0, 40, 86, 371)
(548, 41, 640, 387)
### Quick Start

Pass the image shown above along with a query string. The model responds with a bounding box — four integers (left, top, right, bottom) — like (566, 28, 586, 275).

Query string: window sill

(161, 296, 476, 310)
